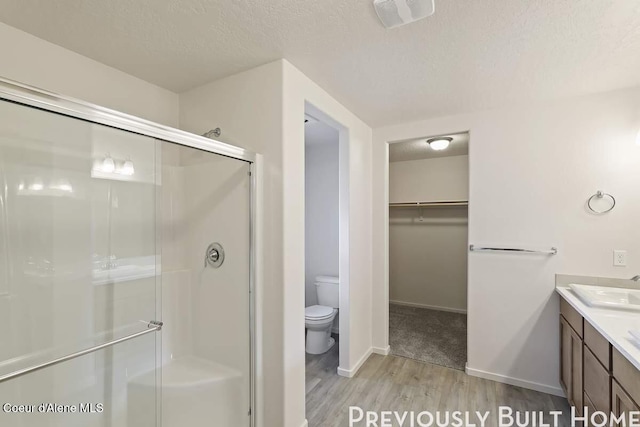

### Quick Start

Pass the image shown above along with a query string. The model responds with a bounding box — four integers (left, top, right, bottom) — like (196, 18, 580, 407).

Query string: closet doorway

(387, 132, 469, 371)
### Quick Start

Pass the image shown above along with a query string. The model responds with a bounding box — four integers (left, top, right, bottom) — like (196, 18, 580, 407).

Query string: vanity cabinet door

(560, 316, 583, 413)
(584, 347, 610, 412)
(612, 380, 640, 427)
(560, 317, 572, 396)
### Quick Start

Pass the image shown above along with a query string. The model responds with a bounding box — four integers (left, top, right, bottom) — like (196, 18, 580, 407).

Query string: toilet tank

(315, 276, 339, 308)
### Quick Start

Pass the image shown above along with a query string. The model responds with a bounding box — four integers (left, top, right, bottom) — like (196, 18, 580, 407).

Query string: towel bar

(469, 245, 557, 255)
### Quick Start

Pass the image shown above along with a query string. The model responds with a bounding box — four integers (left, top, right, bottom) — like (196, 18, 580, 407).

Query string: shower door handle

(0, 320, 163, 383)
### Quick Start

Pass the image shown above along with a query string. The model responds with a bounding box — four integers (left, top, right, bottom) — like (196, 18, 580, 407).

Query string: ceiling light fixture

(427, 137, 452, 151)
(373, 0, 435, 29)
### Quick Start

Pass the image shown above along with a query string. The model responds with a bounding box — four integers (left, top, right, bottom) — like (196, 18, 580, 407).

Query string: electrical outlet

(613, 250, 627, 267)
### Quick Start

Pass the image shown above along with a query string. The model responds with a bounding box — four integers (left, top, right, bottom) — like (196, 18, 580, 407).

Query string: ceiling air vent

(373, 0, 435, 29)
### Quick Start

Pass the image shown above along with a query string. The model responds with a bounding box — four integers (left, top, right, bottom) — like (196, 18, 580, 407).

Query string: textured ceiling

(390, 133, 469, 162)
(1, 1, 640, 126)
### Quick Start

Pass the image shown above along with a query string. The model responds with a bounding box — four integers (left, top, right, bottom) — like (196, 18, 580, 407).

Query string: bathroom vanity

(557, 282, 640, 423)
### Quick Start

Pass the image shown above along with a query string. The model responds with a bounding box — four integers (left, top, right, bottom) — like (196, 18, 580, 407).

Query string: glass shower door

(0, 99, 161, 427)
(159, 142, 252, 427)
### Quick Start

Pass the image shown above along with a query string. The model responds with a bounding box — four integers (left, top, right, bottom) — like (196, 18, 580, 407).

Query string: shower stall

(0, 78, 257, 427)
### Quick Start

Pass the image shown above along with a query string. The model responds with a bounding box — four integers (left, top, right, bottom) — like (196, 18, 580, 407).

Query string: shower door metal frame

(0, 76, 260, 427)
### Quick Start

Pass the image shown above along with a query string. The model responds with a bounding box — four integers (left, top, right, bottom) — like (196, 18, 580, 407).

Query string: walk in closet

(388, 133, 469, 371)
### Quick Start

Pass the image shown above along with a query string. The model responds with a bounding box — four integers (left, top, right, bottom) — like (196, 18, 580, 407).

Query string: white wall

(179, 59, 373, 427)
(373, 87, 640, 396)
(389, 156, 469, 203)
(389, 156, 468, 312)
(283, 60, 372, 425)
(178, 61, 283, 427)
(0, 23, 178, 126)
(305, 135, 340, 307)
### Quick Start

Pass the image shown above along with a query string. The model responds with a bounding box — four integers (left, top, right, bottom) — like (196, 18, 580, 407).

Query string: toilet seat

(305, 305, 334, 320)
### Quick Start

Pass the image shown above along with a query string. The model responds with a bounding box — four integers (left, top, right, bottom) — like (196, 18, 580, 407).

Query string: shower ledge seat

(128, 356, 243, 427)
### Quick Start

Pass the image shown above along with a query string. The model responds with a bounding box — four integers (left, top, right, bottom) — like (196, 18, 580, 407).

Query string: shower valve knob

(205, 243, 225, 268)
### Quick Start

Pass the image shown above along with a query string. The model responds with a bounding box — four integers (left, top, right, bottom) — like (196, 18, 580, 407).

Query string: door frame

(382, 132, 471, 362)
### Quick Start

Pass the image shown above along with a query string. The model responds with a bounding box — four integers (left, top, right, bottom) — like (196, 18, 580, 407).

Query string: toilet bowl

(305, 305, 338, 354)
(305, 276, 339, 354)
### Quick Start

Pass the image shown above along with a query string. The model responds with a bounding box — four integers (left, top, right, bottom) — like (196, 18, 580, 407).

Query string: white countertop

(556, 286, 640, 371)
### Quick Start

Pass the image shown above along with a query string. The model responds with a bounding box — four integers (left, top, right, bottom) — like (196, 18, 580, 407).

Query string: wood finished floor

(306, 341, 571, 427)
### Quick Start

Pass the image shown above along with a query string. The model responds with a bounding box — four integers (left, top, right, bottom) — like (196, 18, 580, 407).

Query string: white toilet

(305, 276, 339, 355)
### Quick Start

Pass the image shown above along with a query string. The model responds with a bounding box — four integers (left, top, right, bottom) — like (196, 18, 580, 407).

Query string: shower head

(202, 128, 221, 139)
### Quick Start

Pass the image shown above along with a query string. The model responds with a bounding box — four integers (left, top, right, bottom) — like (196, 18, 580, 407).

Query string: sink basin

(569, 284, 640, 312)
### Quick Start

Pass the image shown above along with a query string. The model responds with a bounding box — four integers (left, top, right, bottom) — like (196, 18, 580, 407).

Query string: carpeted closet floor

(389, 303, 467, 371)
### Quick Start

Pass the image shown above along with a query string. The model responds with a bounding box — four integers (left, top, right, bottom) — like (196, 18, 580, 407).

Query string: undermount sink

(569, 283, 640, 312)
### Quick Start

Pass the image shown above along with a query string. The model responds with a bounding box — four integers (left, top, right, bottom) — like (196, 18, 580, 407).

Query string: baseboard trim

(465, 364, 565, 397)
(372, 345, 391, 356)
(337, 348, 373, 378)
(390, 300, 467, 314)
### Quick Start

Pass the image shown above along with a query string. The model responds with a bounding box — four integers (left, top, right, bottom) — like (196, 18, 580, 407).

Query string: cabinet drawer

(584, 347, 610, 413)
(613, 348, 640, 406)
(560, 298, 583, 338)
(584, 321, 611, 370)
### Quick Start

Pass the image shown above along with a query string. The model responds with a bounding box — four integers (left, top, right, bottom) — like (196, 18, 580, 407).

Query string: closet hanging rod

(389, 201, 468, 208)
(0, 320, 163, 383)
(469, 245, 558, 255)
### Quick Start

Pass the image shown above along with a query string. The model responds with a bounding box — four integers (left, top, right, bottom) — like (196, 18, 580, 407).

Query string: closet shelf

(389, 201, 468, 208)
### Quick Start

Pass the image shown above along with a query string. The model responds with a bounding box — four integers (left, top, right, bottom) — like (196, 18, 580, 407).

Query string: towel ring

(587, 191, 616, 214)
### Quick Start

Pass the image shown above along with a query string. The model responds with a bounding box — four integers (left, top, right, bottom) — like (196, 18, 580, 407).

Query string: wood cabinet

(560, 315, 583, 413)
(612, 348, 640, 405)
(561, 298, 583, 337)
(559, 295, 640, 423)
(585, 321, 611, 370)
(612, 380, 640, 427)
(559, 316, 570, 395)
(583, 346, 610, 412)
